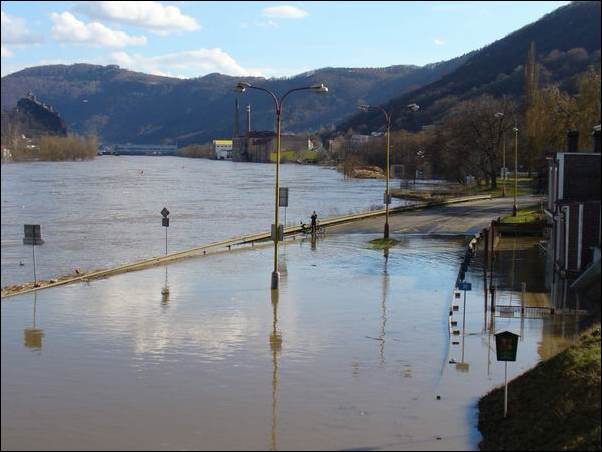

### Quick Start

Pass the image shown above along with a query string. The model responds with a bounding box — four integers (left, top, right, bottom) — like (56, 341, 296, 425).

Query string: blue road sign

(458, 282, 472, 291)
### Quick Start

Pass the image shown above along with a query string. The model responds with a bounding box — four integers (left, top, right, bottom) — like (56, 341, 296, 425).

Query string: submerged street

(1, 229, 581, 451)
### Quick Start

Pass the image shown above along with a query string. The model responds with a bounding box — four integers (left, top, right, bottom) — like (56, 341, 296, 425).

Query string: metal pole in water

(165, 226, 168, 255)
(32, 244, 37, 285)
(504, 361, 508, 418)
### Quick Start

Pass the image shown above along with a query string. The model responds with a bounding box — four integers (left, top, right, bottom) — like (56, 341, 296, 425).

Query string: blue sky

(1, 1, 570, 78)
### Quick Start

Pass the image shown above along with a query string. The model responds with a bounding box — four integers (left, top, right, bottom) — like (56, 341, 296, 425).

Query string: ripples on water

(1, 157, 410, 286)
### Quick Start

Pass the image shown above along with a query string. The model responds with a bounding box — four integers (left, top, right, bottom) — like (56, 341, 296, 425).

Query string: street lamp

(358, 103, 419, 239)
(235, 81, 328, 289)
(512, 121, 519, 216)
(494, 112, 506, 197)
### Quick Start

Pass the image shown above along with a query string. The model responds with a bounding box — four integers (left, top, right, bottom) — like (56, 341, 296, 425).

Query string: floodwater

(1, 157, 410, 287)
(1, 233, 584, 451)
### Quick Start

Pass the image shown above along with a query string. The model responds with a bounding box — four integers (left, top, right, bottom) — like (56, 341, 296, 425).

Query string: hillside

(337, 1, 601, 135)
(1, 94, 67, 145)
(0, 56, 469, 146)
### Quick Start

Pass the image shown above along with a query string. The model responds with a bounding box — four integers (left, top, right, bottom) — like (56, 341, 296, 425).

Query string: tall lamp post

(512, 121, 519, 216)
(494, 112, 506, 197)
(235, 81, 328, 289)
(358, 103, 419, 239)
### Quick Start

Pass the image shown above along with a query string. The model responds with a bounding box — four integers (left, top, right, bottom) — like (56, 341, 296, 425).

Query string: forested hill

(336, 1, 601, 136)
(0, 54, 469, 146)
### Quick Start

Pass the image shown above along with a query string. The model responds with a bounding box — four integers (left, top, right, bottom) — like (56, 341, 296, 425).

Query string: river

(1, 156, 408, 287)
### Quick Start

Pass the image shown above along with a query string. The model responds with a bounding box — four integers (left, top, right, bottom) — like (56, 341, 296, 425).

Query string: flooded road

(0, 233, 583, 450)
(1, 157, 409, 287)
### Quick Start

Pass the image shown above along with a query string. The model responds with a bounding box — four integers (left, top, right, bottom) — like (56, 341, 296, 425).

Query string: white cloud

(1, 45, 13, 57)
(75, 1, 200, 35)
(110, 49, 264, 78)
(434, 38, 446, 46)
(51, 12, 147, 48)
(262, 5, 308, 19)
(1, 9, 42, 56)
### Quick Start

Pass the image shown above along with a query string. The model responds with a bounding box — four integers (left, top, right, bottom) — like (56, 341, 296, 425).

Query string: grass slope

(478, 326, 601, 451)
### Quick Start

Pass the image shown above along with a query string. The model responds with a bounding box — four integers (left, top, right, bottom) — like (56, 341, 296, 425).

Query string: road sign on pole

(23, 224, 43, 285)
(23, 225, 43, 245)
(495, 331, 520, 418)
(458, 282, 472, 291)
(278, 187, 289, 207)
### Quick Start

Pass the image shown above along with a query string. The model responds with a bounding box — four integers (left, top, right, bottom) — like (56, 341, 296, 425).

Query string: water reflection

(269, 289, 282, 451)
(161, 265, 170, 306)
(379, 249, 389, 366)
(23, 292, 44, 350)
(456, 288, 470, 373)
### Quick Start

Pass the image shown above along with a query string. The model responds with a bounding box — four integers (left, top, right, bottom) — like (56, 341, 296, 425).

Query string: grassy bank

(392, 177, 536, 202)
(269, 149, 320, 163)
(499, 209, 545, 224)
(8, 135, 97, 161)
(478, 325, 601, 451)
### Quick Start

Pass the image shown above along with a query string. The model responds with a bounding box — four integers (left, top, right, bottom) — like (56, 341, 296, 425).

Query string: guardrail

(1, 194, 492, 299)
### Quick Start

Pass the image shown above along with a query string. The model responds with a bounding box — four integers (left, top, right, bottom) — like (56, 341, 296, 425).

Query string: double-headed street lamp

(235, 81, 328, 289)
(358, 103, 419, 240)
(494, 112, 506, 197)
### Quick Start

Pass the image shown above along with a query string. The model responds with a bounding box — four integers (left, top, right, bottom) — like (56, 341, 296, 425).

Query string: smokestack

(246, 105, 251, 134)
(593, 125, 601, 153)
(567, 130, 579, 153)
(234, 98, 240, 138)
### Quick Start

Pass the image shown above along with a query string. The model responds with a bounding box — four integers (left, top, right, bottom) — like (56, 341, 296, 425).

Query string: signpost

(23, 224, 43, 286)
(160, 208, 170, 297)
(161, 208, 170, 254)
(458, 281, 472, 372)
(279, 187, 289, 227)
(495, 331, 520, 418)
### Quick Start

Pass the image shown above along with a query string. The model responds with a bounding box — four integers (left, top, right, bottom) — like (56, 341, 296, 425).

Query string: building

(232, 132, 311, 163)
(544, 127, 601, 309)
(230, 102, 311, 162)
(213, 140, 233, 160)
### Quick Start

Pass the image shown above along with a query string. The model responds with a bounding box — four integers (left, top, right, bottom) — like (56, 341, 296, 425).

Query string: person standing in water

(310, 211, 318, 234)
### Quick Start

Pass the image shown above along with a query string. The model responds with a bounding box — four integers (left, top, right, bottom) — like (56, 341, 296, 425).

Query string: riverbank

(478, 325, 601, 451)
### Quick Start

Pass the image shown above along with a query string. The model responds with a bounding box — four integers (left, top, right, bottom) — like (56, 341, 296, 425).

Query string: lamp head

(358, 104, 371, 111)
(235, 82, 251, 93)
(407, 103, 420, 112)
(495, 112, 504, 119)
(311, 83, 328, 93)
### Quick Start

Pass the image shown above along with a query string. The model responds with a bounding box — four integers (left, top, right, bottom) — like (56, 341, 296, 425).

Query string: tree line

(326, 44, 601, 190)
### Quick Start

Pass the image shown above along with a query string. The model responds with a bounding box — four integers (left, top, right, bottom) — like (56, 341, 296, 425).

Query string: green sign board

(495, 331, 520, 362)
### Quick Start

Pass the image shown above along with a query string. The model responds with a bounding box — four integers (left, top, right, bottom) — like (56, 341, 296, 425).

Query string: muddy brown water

(1, 233, 584, 451)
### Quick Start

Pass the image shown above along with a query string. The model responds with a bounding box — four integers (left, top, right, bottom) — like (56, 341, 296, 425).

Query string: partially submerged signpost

(23, 224, 43, 286)
(495, 330, 520, 418)
(457, 281, 472, 372)
(279, 187, 289, 227)
(161, 208, 170, 298)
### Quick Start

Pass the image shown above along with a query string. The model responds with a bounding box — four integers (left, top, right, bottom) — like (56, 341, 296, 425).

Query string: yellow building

(213, 139, 233, 159)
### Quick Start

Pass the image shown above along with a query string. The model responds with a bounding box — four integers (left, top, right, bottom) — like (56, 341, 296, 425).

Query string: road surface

(329, 195, 542, 236)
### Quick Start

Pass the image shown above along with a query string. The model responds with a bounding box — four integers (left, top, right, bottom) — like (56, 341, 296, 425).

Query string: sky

(1, 1, 570, 78)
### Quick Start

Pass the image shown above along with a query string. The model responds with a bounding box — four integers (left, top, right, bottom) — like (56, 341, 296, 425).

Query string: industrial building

(230, 101, 311, 163)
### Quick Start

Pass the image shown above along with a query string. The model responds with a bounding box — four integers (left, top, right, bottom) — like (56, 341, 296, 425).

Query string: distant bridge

(112, 144, 178, 156)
